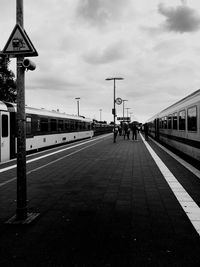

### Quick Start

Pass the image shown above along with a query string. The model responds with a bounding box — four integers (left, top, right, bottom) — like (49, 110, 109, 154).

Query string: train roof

(1, 101, 92, 122)
(161, 89, 200, 113)
(147, 89, 200, 122)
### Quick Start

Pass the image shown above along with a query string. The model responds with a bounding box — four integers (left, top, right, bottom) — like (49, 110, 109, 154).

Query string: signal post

(3, 0, 38, 223)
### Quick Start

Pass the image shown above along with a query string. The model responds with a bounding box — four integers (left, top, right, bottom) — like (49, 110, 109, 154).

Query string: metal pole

(77, 100, 79, 116)
(75, 97, 80, 116)
(126, 108, 130, 121)
(99, 109, 102, 121)
(16, 0, 27, 220)
(106, 77, 123, 143)
(122, 100, 127, 134)
(123, 101, 125, 122)
(113, 79, 116, 143)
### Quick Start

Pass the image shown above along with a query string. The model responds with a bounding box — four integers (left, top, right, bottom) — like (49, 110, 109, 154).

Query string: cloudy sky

(1, 0, 200, 123)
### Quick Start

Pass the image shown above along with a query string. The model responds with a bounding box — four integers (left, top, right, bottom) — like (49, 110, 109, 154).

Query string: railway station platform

(0, 133, 200, 266)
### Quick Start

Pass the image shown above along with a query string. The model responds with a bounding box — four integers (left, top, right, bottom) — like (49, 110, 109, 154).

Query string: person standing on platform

(113, 126, 118, 140)
(127, 125, 131, 140)
(118, 125, 122, 136)
(132, 123, 138, 140)
(123, 123, 128, 140)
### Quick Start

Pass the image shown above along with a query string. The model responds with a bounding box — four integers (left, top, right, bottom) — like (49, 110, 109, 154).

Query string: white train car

(147, 89, 200, 161)
(0, 101, 10, 162)
(0, 101, 93, 163)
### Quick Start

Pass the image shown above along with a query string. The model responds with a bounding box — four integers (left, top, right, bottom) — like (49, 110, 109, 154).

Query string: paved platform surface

(0, 133, 200, 266)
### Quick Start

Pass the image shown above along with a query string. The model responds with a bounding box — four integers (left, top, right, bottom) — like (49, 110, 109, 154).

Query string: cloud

(76, 0, 132, 27)
(83, 41, 127, 64)
(158, 3, 200, 33)
(27, 75, 80, 91)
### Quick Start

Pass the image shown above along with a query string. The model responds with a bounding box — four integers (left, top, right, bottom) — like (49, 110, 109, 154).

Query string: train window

(159, 118, 162, 128)
(75, 121, 79, 130)
(40, 118, 49, 132)
(81, 121, 84, 130)
(50, 119, 57, 131)
(76, 121, 79, 130)
(69, 120, 75, 131)
(80, 121, 85, 130)
(172, 112, 177, 129)
(187, 106, 197, 132)
(164, 117, 167, 129)
(26, 117, 32, 134)
(168, 115, 172, 129)
(161, 118, 164, 128)
(36, 119, 40, 131)
(179, 110, 186, 130)
(58, 120, 64, 131)
(2, 114, 8, 137)
(64, 120, 69, 131)
(87, 123, 91, 130)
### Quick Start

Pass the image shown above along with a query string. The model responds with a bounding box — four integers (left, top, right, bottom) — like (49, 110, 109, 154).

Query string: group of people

(123, 123, 138, 140)
(114, 122, 149, 141)
(114, 123, 139, 141)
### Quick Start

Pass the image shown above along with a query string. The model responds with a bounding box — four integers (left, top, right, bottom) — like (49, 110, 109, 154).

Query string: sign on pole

(117, 117, 130, 121)
(2, 24, 38, 57)
(115, 97, 122, 105)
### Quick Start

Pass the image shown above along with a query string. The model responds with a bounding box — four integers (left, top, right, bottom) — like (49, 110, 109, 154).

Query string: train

(146, 89, 200, 162)
(92, 119, 113, 135)
(0, 101, 113, 163)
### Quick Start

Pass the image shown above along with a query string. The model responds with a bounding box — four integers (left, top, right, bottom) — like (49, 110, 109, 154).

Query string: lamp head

(105, 77, 124, 81)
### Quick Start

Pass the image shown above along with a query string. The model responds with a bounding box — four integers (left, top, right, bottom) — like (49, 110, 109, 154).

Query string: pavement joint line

(0, 134, 111, 174)
(0, 177, 16, 187)
(140, 133, 200, 236)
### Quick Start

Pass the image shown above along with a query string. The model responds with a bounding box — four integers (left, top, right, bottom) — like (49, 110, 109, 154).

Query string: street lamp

(75, 97, 80, 116)
(99, 109, 102, 121)
(105, 77, 124, 143)
(129, 112, 133, 122)
(122, 99, 128, 129)
(122, 99, 128, 120)
(125, 108, 131, 121)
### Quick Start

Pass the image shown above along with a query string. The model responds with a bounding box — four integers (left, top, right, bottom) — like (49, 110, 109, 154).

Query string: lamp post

(75, 97, 80, 116)
(122, 100, 128, 121)
(125, 108, 131, 121)
(122, 99, 128, 134)
(105, 77, 124, 143)
(129, 112, 133, 122)
(99, 109, 102, 121)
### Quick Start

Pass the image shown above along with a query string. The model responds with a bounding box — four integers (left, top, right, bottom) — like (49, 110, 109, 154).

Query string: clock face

(115, 98, 122, 105)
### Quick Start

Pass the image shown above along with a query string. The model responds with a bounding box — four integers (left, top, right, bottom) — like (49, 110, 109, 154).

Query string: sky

(1, 0, 200, 123)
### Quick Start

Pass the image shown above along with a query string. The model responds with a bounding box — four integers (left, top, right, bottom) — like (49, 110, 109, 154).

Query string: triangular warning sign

(2, 24, 38, 57)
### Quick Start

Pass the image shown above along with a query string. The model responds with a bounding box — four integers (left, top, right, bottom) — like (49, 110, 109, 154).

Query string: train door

(0, 111, 10, 162)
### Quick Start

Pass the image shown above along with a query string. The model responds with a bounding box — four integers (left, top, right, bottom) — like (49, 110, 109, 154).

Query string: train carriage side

(151, 90, 200, 161)
(24, 107, 94, 153)
(0, 102, 94, 162)
(0, 101, 10, 162)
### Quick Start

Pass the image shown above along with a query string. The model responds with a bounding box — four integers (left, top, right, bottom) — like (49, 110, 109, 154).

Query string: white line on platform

(141, 134, 200, 236)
